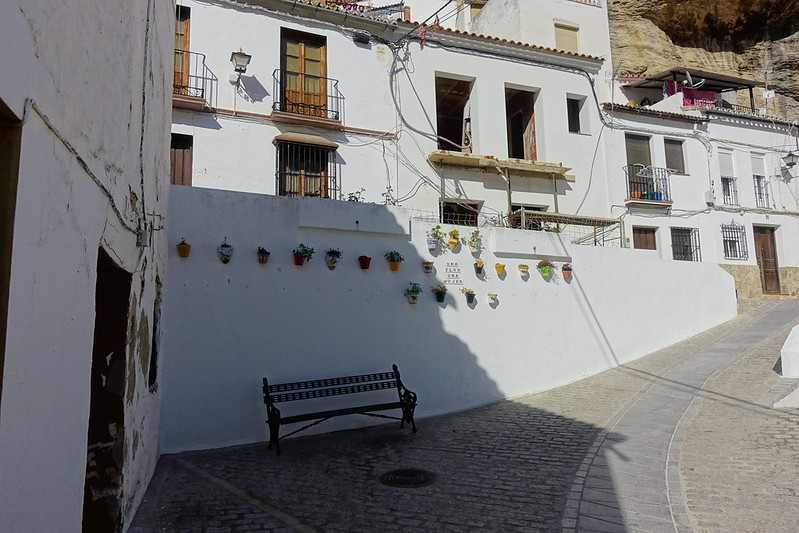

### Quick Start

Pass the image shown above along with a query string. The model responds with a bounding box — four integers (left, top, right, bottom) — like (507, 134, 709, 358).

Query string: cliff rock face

(608, 0, 799, 119)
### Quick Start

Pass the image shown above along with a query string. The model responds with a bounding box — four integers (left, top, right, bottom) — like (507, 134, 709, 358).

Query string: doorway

(83, 248, 131, 533)
(753, 226, 780, 294)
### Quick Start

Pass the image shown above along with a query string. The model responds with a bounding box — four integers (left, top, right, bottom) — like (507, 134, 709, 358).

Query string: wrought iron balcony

(173, 49, 216, 105)
(624, 164, 673, 203)
(272, 69, 343, 122)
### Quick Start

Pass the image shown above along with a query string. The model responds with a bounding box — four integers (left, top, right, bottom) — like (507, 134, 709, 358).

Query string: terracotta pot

(176, 241, 191, 258)
(294, 253, 305, 266)
(389, 261, 401, 271)
(257, 252, 270, 264)
(563, 270, 572, 280)
(358, 255, 371, 269)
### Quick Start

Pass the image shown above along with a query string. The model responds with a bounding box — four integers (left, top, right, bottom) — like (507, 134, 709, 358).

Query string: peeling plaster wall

(0, 1, 171, 532)
(160, 186, 737, 453)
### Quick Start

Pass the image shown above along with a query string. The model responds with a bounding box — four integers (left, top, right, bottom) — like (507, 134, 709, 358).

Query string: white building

(0, 1, 172, 532)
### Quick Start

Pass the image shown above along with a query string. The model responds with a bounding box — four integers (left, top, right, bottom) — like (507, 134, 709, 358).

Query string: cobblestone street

(131, 300, 799, 532)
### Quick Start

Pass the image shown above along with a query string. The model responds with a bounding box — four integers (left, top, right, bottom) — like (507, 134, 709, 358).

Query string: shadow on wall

(134, 401, 627, 531)
(159, 188, 507, 453)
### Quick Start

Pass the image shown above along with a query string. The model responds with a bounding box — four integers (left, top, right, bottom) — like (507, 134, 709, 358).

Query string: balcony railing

(173, 49, 217, 103)
(694, 99, 765, 118)
(566, 0, 602, 6)
(624, 164, 673, 202)
(272, 69, 344, 121)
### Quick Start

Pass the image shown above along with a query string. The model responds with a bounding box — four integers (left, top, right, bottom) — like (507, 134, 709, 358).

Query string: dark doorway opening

(0, 98, 21, 410)
(83, 248, 132, 533)
(505, 88, 536, 160)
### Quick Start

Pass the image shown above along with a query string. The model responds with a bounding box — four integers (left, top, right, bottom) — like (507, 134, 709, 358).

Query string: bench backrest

(265, 372, 398, 403)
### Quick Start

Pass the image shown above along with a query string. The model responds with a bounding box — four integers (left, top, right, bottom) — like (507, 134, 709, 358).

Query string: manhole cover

(379, 468, 436, 488)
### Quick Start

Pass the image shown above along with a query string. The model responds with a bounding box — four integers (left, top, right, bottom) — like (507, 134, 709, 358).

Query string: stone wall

(720, 264, 799, 299)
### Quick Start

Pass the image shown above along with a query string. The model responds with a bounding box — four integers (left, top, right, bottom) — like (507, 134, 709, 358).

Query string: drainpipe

(552, 173, 559, 213)
(493, 167, 512, 217)
(439, 163, 445, 223)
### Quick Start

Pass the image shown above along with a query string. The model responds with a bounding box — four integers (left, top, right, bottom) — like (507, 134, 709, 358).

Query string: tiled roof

(602, 103, 708, 123)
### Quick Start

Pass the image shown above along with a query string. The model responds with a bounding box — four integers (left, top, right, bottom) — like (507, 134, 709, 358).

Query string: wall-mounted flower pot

(426, 238, 438, 251)
(218, 242, 234, 264)
(293, 253, 305, 266)
(518, 264, 529, 275)
(422, 261, 434, 274)
(434, 291, 446, 303)
(474, 264, 484, 275)
(539, 265, 552, 278)
(465, 293, 476, 304)
(487, 293, 498, 303)
(563, 270, 572, 280)
(389, 261, 401, 272)
(176, 240, 191, 258)
(469, 241, 479, 253)
(448, 239, 459, 252)
(325, 256, 340, 270)
(495, 263, 506, 276)
(358, 255, 371, 269)
(406, 292, 420, 304)
(257, 249, 270, 264)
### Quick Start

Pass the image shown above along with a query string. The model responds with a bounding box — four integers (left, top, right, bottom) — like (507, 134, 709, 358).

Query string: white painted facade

(160, 186, 736, 452)
(0, 1, 171, 532)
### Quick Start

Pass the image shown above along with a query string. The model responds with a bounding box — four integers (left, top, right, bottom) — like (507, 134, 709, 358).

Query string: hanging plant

(460, 287, 476, 304)
(218, 239, 234, 264)
(293, 243, 315, 266)
(474, 259, 484, 275)
(426, 225, 445, 251)
(431, 284, 448, 303)
(404, 282, 423, 304)
(385, 250, 405, 271)
(325, 248, 342, 270)
(467, 229, 481, 252)
(537, 258, 554, 279)
(562, 263, 573, 281)
(257, 247, 270, 264)
(176, 238, 191, 258)
(447, 229, 461, 251)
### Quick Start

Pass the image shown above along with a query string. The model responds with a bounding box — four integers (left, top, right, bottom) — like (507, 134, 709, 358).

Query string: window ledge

(172, 94, 207, 111)
(428, 151, 574, 181)
(568, 131, 592, 136)
(270, 111, 342, 130)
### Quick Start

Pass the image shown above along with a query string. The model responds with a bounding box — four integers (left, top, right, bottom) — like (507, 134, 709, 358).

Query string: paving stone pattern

(131, 300, 799, 533)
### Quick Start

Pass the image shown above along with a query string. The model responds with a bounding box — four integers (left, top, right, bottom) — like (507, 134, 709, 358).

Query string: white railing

(566, 0, 602, 7)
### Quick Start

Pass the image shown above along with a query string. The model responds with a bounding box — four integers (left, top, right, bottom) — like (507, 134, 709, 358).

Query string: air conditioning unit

(704, 191, 716, 206)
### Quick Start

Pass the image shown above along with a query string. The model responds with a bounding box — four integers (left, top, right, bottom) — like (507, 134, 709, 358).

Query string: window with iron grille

(670, 227, 701, 262)
(275, 142, 337, 198)
(753, 174, 770, 208)
(442, 201, 480, 226)
(720, 176, 737, 205)
(721, 222, 748, 260)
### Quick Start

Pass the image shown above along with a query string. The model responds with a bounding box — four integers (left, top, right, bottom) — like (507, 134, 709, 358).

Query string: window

(436, 76, 473, 152)
(566, 97, 583, 134)
(509, 204, 546, 230)
(752, 155, 770, 208)
(670, 227, 701, 262)
(632, 227, 657, 250)
(274, 135, 337, 198)
(554, 24, 579, 54)
(442, 202, 480, 226)
(721, 222, 748, 260)
(664, 139, 685, 173)
(625, 134, 651, 166)
(173, 6, 191, 95)
(170, 133, 193, 186)
(470, 0, 487, 18)
(720, 176, 737, 205)
(280, 29, 328, 118)
(505, 88, 536, 160)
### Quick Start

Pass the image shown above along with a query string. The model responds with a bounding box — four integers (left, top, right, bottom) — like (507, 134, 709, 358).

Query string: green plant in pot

(426, 225, 445, 251)
(385, 250, 404, 271)
(447, 229, 461, 251)
(325, 248, 342, 270)
(404, 282, 423, 304)
(537, 258, 554, 278)
(467, 229, 481, 252)
(293, 243, 315, 266)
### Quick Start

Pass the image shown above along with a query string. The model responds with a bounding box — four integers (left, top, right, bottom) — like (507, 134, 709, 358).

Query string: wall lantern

(782, 152, 799, 168)
(230, 50, 252, 73)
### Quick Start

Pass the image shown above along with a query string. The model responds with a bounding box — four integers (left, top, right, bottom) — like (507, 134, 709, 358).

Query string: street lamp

(782, 151, 799, 168)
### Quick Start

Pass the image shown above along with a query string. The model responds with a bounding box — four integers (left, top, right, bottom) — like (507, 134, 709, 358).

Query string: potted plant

(487, 293, 498, 304)
(518, 264, 530, 276)
(176, 238, 191, 258)
(562, 262, 573, 280)
(474, 259, 485, 275)
(426, 225, 445, 251)
(467, 229, 481, 252)
(385, 250, 404, 271)
(495, 263, 506, 276)
(404, 282, 423, 304)
(358, 255, 371, 269)
(448, 229, 461, 251)
(257, 246, 270, 264)
(461, 287, 476, 304)
(431, 284, 448, 303)
(537, 258, 554, 278)
(422, 260, 434, 274)
(325, 248, 342, 270)
(293, 243, 315, 266)
(218, 239, 234, 264)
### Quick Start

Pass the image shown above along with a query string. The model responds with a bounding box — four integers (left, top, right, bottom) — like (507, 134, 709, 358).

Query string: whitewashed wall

(0, 1, 171, 532)
(160, 186, 737, 452)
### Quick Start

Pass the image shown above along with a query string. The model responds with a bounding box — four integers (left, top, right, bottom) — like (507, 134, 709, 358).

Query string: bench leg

(267, 407, 282, 454)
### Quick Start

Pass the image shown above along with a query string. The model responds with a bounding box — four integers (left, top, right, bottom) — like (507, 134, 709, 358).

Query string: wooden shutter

(555, 24, 579, 54)
(664, 139, 685, 173)
(751, 155, 765, 176)
(170, 134, 193, 186)
(174, 7, 191, 93)
(633, 227, 657, 250)
(625, 134, 651, 166)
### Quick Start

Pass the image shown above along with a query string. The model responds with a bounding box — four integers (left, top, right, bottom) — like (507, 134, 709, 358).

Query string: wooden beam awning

(427, 150, 573, 181)
(273, 133, 338, 150)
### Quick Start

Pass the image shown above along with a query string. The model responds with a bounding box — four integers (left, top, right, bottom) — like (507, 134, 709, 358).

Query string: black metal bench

(262, 364, 418, 455)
